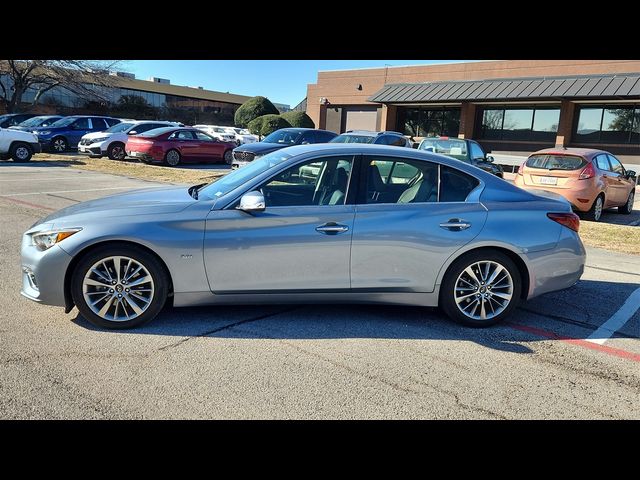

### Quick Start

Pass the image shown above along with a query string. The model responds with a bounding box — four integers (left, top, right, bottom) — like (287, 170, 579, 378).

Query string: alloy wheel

(166, 150, 180, 166)
(15, 146, 30, 160)
(454, 260, 514, 321)
(82, 256, 155, 322)
(53, 139, 66, 152)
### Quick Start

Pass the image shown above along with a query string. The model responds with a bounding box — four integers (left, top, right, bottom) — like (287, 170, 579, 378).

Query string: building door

(342, 107, 379, 132)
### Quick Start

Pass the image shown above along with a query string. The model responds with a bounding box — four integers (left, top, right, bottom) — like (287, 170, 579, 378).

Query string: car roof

(341, 130, 404, 137)
(530, 147, 609, 159)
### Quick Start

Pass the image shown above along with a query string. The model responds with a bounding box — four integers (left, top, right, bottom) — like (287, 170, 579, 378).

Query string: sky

(124, 60, 479, 108)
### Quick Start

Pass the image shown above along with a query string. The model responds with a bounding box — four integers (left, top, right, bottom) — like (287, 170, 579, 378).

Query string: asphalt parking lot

(1, 162, 639, 419)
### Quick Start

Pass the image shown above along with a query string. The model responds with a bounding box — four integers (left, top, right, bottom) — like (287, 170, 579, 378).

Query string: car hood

(31, 126, 67, 134)
(2, 128, 37, 141)
(83, 131, 112, 139)
(235, 142, 289, 154)
(38, 186, 197, 226)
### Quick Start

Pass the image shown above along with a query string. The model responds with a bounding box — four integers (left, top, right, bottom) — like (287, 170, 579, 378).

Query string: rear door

(67, 117, 92, 146)
(350, 155, 488, 293)
(169, 130, 199, 160)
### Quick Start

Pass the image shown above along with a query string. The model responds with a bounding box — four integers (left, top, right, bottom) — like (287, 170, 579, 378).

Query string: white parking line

(586, 286, 640, 345)
(0, 186, 164, 197)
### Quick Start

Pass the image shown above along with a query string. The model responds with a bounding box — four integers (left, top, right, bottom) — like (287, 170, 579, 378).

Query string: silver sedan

(20, 144, 585, 329)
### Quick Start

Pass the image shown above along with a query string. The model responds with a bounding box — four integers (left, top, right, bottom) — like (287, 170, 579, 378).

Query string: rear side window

(376, 135, 406, 146)
(105, 118, 120, 127)
(526, 154, 586, 170)
(91, 118, 107, 129)
(440, 166, 480, 202)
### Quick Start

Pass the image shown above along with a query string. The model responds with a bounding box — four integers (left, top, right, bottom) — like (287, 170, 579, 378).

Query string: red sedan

(125, 127, 236, 166)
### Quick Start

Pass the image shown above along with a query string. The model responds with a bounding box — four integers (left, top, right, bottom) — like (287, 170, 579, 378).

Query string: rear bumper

(127, 150, 160, 162)
(514, 177, 595, 212)
(524, 227, 586, 300)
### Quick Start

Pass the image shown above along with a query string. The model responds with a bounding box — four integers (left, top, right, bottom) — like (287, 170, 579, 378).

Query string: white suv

(224, 127, 258, 145)
(0, 127, 41, 162)
(79, 120, 180, 160)
(193, 125, 236, 144)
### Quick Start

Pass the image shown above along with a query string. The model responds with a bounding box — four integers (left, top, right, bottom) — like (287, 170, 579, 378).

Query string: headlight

(89, 136, 109, 143)
(31, 228, 82, 251)
(37, 130, 51, 136)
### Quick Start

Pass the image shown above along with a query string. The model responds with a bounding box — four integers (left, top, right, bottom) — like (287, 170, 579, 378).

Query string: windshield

(199, 150, 294, 200)
(49, 117, 78, 127)
(19, 116, 53, 127)
(526, 154, 586, 170)
(419, 138, 468, 161)
(262, 130, 302, 144)
(330, 134, 375, 144)
(105, 122, 134, 133)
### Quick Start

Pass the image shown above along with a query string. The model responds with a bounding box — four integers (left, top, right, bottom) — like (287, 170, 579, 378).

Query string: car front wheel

(107, 142, 126, 160)
(71, 244, 169, 329)
(10, 143, 33, 162)
(440, 250, 521, 327)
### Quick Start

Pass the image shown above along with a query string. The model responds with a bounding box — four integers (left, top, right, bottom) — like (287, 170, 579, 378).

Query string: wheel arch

(63, 239, 174, 313)
(436, 244, 531, 301)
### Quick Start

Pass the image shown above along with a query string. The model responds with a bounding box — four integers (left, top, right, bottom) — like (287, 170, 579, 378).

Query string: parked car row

(193, 124, 258, 146)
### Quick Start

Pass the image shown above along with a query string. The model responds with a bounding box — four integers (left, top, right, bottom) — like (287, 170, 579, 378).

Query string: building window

(398, 107, 460, 138)
(574, 105, 640, 144)
(478, 107, 559, 142)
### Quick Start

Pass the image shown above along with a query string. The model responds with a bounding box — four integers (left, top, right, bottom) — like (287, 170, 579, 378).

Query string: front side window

(299, 131, 315, 144)
(259, 156, 353, 207)
(194, 131, 214, 141)
(607, 155, 625, 175)
(73, 118, 91, 129)
(106, 122, 134, 133)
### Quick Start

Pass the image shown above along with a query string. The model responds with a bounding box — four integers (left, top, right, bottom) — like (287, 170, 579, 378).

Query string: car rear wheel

(107, 142, 126, 160)
(164, 149, 181, 167)
(71, 244, 169, 329)
(583, 194, 604, 221)
(52, 137, 67, 153)
(10, 143, 33, 162)
(440, 250, 521, 327)
(618, 189, 635, 214)
(223, 149, 233, 165)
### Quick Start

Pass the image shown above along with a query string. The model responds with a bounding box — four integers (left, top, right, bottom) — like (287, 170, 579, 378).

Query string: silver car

(20, 144, 585, 329)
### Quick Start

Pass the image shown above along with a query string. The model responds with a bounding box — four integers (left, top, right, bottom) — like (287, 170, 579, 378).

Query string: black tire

(107, 142, 126, 160)
(618, 189, 635, 214)
(10, 142, 33, 162)
(440, 250, 522, 327)
(583, 194, 604, 221)
(51, 136, 68, 153)
(223, 149, 233, 165)
(164, 149, 181, 167)
(71, 244, 169, 329)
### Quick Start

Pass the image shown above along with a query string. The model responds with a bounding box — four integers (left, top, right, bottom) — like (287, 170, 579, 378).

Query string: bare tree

(0, 60, 122, 113)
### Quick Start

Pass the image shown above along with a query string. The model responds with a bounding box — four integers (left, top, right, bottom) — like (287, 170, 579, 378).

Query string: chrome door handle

(316, 222, 349, 234)
(439, 219, 471, 231)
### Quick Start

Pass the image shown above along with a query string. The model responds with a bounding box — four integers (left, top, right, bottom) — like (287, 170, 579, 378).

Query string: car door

(594, 154, 618, 207)
(66, 117, 92, 146)
(203, 154, 356, 292)
(350, 155, 488, 293)
(607, 154, 632, 204)
(193, 130, 223, 161)
(169, 130, 199, 160)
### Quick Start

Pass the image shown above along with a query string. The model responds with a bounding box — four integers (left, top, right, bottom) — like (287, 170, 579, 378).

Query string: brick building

(306, 60, 640, 161)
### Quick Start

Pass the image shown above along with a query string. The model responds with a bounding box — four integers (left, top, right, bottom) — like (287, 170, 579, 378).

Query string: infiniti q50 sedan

(20, 144, 586, 329)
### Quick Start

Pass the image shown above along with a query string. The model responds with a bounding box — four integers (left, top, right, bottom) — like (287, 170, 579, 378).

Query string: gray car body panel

(21, 144, 585, 311)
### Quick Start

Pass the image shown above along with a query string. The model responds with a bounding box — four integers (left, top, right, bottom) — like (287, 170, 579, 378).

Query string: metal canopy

(369, 74, 640, 103)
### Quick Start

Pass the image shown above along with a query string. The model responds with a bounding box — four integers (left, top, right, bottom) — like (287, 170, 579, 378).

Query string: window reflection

(574, 105, 640, 144)
(399, 108, 460, 137)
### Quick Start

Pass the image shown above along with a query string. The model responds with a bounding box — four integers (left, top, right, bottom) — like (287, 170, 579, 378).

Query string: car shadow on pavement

(0, 159, 85, 167)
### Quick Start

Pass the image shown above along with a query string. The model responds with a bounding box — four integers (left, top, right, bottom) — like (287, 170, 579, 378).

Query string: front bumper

(78, 142, 105, 156)
(20, 231, 73, 308)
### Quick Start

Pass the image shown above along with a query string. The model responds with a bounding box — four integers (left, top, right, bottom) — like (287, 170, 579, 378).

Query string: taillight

(517, 160, 526, 176)
(579, 162, 595, 180)
(547, 212, 580, 232)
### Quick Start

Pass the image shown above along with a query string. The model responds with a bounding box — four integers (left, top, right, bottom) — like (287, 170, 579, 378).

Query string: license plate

(538, 176, 558, 185)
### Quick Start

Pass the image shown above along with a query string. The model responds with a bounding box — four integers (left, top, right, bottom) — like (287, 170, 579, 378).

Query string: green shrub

(247, 116, 266, 135)
(253, 114, 292, 136)
(234, 96, 279, 127)
(280, 111, 315, 128)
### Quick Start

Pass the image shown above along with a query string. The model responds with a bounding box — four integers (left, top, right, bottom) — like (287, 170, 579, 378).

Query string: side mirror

(127, 130, 137, 135)
(485, 155, 495, 163)
(301, 140, 310, 145)
(237, 190, 265, 213)
(627, 170, 636, 179)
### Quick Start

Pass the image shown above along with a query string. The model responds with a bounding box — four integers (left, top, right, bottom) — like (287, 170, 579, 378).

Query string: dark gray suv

(330, 130, 413, 148)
